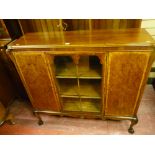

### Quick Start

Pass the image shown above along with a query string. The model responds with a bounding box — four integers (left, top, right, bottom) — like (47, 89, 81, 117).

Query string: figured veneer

(13, 53, 60, 111)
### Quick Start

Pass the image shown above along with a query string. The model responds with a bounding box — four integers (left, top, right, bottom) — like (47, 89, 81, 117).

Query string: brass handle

(57, 22, 68, 31)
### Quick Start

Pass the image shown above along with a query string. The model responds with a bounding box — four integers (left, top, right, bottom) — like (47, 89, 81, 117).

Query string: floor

(0, 85, 155, 135)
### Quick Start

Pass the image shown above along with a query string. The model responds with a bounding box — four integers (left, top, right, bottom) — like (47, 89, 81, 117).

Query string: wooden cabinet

(0, 20, 17, 126)
(0, 40, 16, 126)
(7, 29, 155, 133)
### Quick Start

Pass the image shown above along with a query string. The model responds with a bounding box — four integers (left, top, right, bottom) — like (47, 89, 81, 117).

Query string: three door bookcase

(7, 29, 155, 133)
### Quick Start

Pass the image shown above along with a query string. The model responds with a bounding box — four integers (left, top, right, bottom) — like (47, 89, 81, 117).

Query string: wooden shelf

(81, 99, 101, 112)
(55, 56, 76, 78)
(55, 56, 102, 79)
(62, 98, 101, 112)
(62, 99, 81, 111)
(58, 79, 101, 99)
(79, 68, 101, 79)
(80, 80, 101, 98)
(55, 65, 101, 79)
(78, 56, 102, 79)
(58, 79, 78, 97)
(55, 63, 77, 78)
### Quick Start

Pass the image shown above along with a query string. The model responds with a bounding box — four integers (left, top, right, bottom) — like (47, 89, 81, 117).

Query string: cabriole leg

(0, 110, 15, 126)
(6, 114, 15, 125)
(128, 116, 138, 134)
(33, 112, 44, 125)
(6, 119, 16, 125)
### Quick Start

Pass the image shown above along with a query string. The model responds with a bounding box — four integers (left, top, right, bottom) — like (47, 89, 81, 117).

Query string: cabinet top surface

(7, 29, 155, 49)
(0, 39, 11, 49)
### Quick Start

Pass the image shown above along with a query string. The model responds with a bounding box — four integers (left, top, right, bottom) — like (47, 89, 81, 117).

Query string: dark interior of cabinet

(54, 56, 102, 79)
(54, 55, 102, 113)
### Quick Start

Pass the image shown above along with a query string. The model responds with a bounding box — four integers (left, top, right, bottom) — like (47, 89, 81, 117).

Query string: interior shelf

(56, 66, 101, 79)
(62, 98, 101, 112)
(78, 56, 102, 79)
(54, 56, 76, 78)
(79, 79, 101, 98)
(54, 55, 102, 79)
(58, 79, 78, 97)
(62, 98, 81, 111)
(81, 98, 101, 112)
(58, 79, 101, 99)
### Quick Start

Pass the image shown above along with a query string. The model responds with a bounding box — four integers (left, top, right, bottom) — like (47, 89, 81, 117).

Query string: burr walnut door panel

(13, 52, 61, 111)
(105, 51, 151, 116)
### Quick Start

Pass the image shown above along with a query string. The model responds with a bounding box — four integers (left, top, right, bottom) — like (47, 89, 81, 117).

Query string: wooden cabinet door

(13, 52, 61, 111)
(105, 51, 151, 116)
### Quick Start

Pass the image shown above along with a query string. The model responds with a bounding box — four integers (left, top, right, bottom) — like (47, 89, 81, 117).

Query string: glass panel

(79, 79, 101, 99)
(54, 56, 76, 78)
(81, 98, 101, 112)
(53, 55, 103, 113)
(57, 79, 78, 97)
(62, 98, 81, 111)
(57, 78, 101, 99)
(78, 56, 102, 79)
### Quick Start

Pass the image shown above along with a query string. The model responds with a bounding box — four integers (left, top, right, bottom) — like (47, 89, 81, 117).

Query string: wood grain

(13, 52, 61, 111)
(0, 39, 11, 48)
(7, 29, 155, 50)
(18, 19, 142, 33)
(0, 20, 10, 38)
(105, 51, 151, 116)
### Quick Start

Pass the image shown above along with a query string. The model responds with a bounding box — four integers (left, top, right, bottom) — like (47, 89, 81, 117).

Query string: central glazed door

(46, 53, 105, 114)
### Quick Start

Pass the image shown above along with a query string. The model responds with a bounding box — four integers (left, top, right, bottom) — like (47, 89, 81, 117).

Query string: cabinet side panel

(105, 52, 150, 116)
(0, 59, 15, 107)
(14, 52, 60, 111)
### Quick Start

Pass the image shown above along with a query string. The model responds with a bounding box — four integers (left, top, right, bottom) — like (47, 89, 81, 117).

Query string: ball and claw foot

(6, 119, 15, 125)
(128, 127, 134, 134)
(38, 120, 44, 125)
(33, 111, 44, 125)
(128, 117, 138, 134)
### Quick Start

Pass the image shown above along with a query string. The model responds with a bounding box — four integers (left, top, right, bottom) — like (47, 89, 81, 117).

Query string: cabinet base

(33, 110, 138, 134)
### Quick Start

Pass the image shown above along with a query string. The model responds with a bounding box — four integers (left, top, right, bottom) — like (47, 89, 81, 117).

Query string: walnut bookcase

(7, 29, 155, 133)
